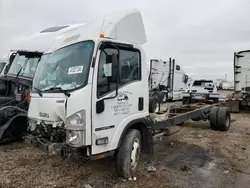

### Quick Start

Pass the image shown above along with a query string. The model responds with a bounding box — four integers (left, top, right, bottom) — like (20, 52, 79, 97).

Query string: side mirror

(9, 53, 16, 64)
(4, 64, 10, 75)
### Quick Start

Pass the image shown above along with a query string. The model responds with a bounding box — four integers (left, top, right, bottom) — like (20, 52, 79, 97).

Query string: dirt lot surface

(0, 90, 249, 188)
(0, 110, 250, 188)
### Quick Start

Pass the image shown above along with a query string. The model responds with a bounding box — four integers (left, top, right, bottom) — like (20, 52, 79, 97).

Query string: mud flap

(141, 126, 154, 156)
(226, 100, 240, 113)
(0, 113, 27, 143)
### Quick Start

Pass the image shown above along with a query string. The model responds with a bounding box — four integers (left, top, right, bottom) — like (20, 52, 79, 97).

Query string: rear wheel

(209, 107, 231, 131)
(217, 107, 231, 131)
(117, 129, 141, 178)
(209, 106, 219, 130)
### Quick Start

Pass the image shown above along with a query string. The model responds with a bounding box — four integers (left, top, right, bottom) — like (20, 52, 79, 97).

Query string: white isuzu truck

(25, 9, 231, 178)
(226, 50, 250, 112)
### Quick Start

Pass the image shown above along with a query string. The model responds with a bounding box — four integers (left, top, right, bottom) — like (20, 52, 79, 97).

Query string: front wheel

(117, 129, 141, 178)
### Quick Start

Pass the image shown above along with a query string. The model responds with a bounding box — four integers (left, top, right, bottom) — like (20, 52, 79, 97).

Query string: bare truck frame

(25, 104, 230, 158)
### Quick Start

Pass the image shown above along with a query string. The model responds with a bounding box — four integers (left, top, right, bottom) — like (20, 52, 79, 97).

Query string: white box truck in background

(25, 9, 231, 178)
(149, 58, 188, 105)
(226, 50, 250, 112)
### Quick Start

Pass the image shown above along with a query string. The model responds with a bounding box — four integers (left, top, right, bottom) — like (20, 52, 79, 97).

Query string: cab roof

(12, 23, 85, 53)
(46, 9, 147, 53)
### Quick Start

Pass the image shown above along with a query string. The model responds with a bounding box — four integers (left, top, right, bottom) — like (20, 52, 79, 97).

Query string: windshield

(193, 80, 213, 87)
(33, 41, 94, 92)
(0, 62, 6, 73)
(7, 54, 40, 78)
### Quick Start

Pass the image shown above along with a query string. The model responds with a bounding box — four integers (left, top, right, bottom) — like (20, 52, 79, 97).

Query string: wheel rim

(131, 138, 140, 170)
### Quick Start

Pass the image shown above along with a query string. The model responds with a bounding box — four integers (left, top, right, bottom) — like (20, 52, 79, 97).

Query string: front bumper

(24, 134, 88, 160)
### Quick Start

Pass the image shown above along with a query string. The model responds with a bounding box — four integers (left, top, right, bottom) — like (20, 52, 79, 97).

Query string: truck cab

(149, 58, 188, 104)
(26, 9, 149, 177)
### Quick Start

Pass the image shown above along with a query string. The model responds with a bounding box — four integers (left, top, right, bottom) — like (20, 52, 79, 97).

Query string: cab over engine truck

(0, 24, 85, 143)
(25, 9, 231, 178)
(226, 50, 250, 112)
(148, 58, 188, 113)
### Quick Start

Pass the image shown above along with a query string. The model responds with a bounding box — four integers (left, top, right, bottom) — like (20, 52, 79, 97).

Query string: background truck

(226, 50, 250, 112)
(183, 78, 219, 105)
(0, 23, 85, 143)
(25, 9, 231, 178)
(0, 55, 9, 77)
(148, 58, 188, 105)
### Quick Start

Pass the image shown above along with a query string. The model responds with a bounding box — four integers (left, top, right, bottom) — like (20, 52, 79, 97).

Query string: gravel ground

(1, 90, 250, 188)
(0, 111, 250, 188)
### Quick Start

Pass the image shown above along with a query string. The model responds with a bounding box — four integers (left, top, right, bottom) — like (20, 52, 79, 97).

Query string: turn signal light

(100, 33, 105, 38)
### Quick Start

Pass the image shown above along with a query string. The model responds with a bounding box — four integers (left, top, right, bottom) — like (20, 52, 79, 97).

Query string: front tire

(117, 129, 141, 178)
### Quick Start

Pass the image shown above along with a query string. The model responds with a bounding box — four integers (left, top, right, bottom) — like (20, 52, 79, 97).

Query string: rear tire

(217, 107, 231, 131)
(209, 106, 219, 130)
(117, 129, 141, 178)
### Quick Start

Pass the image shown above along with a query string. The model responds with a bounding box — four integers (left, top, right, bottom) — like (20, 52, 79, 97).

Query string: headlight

(66, 130, 81, 146)
(65, 110, 86, 146)
(66, 110, 86, 128)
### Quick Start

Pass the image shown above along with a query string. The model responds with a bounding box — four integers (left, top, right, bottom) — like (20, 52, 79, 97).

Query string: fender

(0, 113, 27, 143)
(117, 117, 154, 155)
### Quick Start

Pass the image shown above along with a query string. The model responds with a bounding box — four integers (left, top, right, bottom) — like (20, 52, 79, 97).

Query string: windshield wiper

(15, 58, 29, 80)
(43, 87, 71, 97)
(34, 87, 43, 97)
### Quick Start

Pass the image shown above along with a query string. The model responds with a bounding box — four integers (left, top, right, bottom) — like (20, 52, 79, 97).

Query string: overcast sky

(1, 0, 250, 81)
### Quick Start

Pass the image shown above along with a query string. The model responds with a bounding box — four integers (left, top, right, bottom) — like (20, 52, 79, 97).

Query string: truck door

(91, 43, 147, 155)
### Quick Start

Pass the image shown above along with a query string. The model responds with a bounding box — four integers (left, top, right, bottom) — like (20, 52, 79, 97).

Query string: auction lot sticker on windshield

(68, 66, 84, 74)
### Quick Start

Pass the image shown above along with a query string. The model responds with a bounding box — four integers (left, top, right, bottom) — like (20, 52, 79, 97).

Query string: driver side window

(97, 48, 118, 97)
(97, 46, 141, 98)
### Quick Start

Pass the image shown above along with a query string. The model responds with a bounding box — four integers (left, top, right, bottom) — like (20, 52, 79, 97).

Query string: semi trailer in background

(149, 58, 188, 101)
(226, 50, 250, 112)
(25, 9, 231, 178)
